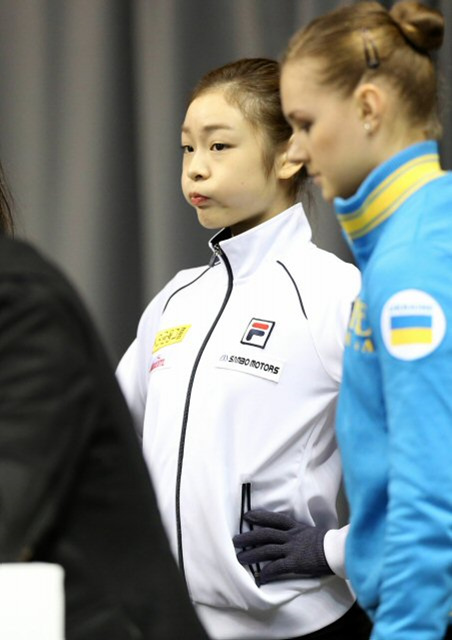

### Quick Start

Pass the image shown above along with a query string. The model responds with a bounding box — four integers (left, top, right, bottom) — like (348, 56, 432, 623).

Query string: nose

(186, 150, 210, 181)
(287, 133, 308, 165)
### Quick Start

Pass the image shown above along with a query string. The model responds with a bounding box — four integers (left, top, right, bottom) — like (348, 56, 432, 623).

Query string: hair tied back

(390, 1, 444, 53)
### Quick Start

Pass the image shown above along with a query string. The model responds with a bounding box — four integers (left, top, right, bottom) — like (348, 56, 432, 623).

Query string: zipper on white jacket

(175, 244, 233, 587)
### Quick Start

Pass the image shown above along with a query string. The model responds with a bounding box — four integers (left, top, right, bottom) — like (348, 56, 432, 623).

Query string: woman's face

(281, 58, 377, 201)
(181, 90, 290, 235)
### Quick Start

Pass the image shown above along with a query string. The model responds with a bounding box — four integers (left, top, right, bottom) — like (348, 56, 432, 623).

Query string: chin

(197, 212, 222, 230)
(323, 183, 353, 202)
(320, 186, 335, 202)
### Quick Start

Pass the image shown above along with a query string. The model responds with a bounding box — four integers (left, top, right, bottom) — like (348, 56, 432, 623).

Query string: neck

(373, 121, 429, 169)
(230, 193, 296, 237)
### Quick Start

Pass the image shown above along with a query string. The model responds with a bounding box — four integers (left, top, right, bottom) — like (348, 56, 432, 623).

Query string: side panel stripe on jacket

(276, 260, 308, 319)
(163, 266, 211, 314)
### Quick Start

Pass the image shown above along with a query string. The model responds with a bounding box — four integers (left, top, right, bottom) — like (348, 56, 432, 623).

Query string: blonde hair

(282, 1, 444, 139)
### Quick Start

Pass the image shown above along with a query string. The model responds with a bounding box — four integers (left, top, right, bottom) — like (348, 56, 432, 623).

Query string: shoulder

(138, 263, 211, 321)
(379, 173, 452, 251)
(0, 235, 59, 275)
(280, 242, 361, 382)
(282, 241, 361, 312)
(165, 264, 211, 294)
(307, 244, 359, 287)
(0, 236, 99, 350)
(367, 219, 452, 313)
(303, 245, 361, 328)
(365, 240, 452, 354)
(0, 235, 49, 278)
(0, 236, 81, 301)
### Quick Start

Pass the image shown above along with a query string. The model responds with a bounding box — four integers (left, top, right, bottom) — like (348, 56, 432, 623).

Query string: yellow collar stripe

(338, 155, 436, 223)
(338, 155, 445, 240)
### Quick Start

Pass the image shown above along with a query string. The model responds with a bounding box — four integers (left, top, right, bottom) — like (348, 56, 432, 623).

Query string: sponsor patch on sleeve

(380, 289, 446, 360)
(216, 353, 284, 382)
(152, 325, 191, 353)
(149, 354, 170, 373)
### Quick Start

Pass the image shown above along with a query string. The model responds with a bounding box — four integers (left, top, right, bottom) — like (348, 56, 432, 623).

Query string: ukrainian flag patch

(390, 314, 432, 345)
(381, 290, 446, 360)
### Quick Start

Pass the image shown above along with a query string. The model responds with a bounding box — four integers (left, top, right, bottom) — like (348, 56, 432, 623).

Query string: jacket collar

(334, 141, 444, 267)
(209, 203, 311, 280)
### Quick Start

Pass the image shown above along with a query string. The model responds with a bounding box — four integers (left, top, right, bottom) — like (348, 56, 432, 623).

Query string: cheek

(235, 172, 267, 199)
(316, 128, 349, 171)
(308, 128, 330, 158)
(180, 174, 191, 200)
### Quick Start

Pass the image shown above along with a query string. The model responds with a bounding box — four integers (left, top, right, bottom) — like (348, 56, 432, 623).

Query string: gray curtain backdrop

(0, 0, 451, 361)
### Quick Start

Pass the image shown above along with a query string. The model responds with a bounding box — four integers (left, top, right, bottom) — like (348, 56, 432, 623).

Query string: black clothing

(0, 236, 207, 640)
(286, 602, 371, 640)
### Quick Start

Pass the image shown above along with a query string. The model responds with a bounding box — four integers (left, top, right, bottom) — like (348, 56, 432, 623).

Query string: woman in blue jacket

(279, 2, 452, 639)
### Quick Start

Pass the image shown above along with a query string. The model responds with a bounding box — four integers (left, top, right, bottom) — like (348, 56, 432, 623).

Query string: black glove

(233, 509, 333, 585)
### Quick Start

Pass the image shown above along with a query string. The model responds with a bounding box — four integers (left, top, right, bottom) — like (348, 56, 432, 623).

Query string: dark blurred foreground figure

(0, 165, 208, 640)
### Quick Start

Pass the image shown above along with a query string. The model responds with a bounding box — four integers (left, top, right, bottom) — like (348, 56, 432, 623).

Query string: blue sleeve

(368, 248, 452, 639)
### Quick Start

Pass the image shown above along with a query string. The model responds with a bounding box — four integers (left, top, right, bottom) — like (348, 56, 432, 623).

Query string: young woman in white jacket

(117, 58, 369, 640)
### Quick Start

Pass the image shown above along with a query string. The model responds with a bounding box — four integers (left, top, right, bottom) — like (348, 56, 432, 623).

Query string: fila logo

(241, 318, 275, 349)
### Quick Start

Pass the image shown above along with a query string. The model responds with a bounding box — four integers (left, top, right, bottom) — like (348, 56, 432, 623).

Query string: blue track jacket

(334, 141, 452, 639)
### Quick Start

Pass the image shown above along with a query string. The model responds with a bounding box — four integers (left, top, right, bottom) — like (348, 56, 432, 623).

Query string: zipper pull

(209, 245, 222, 267)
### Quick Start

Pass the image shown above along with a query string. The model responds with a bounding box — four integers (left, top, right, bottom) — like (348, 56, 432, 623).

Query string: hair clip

(361, 29, 380, 69)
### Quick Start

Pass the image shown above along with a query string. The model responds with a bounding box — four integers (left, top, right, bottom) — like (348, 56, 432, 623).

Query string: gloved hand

(233, 509, 333, 585)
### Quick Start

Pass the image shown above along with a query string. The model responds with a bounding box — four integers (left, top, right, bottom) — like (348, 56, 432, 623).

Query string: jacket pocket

(239, 482, 261, 586)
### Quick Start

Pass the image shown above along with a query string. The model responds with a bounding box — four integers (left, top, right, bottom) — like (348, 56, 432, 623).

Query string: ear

(275, 144, 304, 181)
(354, 82, 386, 134)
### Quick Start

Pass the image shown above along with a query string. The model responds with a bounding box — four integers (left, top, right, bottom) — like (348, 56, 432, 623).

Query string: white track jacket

(117, 204, 361, 639)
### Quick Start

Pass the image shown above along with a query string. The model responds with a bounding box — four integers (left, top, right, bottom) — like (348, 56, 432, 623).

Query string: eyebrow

(181, 124, 234, 134)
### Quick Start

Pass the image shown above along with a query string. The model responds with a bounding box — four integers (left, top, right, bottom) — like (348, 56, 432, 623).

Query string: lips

(189, 192, 210, 206)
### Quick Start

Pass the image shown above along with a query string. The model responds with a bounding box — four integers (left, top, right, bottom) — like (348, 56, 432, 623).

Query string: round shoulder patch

(380, 289, 446, 361)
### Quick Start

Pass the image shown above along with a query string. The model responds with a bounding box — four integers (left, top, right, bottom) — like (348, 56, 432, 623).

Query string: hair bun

(390, 1, 444, 51)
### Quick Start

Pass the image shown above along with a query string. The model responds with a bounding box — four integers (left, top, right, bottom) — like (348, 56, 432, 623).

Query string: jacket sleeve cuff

(323, 525, 349, 579)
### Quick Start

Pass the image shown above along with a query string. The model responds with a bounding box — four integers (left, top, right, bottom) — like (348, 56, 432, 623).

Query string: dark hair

(282, 1, 444, 139)
(0, 161, 14, 236)
(189, 57, 307, 199)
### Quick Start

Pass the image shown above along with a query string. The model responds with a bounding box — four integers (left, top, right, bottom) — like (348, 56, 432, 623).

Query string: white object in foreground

(0, 563, 65, 640)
